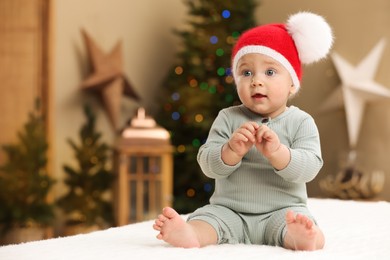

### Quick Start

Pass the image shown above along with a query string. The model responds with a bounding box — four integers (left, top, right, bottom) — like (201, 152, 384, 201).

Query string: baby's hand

(227, 121, 259, 157)
(255, 124, 281, 158)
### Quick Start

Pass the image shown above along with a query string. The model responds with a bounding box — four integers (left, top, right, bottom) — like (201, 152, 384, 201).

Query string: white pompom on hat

(232, 11, 334, 91)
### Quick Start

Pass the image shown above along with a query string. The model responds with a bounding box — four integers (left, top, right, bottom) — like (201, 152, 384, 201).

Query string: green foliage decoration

(0, 100, 55, 232)
(156, 0, 257, 213)
(57, 105, 114, 227)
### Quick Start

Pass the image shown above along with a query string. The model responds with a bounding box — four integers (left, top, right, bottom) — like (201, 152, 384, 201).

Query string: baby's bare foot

(153, 207, 200, 248)
(283, 210, 325, 251)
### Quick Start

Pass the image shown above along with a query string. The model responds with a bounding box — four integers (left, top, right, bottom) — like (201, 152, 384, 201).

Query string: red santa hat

(232, 12, 334, 91)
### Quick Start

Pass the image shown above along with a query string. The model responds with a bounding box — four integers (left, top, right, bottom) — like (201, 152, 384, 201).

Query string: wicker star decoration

(80, 29, 139, 130)
(319, 39, 390, 148)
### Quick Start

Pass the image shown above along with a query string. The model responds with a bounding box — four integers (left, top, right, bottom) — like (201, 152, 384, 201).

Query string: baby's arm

(273, 115, 323, 183)
(222, 121, 259, 166)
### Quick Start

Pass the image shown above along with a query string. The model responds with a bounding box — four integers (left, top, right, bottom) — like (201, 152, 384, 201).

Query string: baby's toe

(158, 214, 167, 222)
(155, 219, 164, 227)
(153, 223, 161, 231)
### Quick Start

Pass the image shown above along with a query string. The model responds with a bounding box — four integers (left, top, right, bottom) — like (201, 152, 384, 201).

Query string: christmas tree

(57, 104, 114, 227)
(0, 100, 55, 232)
(156, 0, 257, 213)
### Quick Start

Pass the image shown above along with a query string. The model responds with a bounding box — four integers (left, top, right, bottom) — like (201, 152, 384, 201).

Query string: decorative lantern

(114, 108, 173, 225)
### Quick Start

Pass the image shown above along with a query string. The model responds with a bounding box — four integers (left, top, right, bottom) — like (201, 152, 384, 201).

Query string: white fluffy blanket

(0, 198, 389, 260)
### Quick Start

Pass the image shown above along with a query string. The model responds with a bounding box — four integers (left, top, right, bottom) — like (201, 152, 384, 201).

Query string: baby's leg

(153, 207, 217, 248)
(283, 210, 325, 251)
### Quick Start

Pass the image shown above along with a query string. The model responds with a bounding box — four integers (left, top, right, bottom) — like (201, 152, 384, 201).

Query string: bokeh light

(222, 10, 231, 19)
(186, 188, 195, 197)
(175, 66, 183, 75)
(164, 103, 172, 111)
(210, 36, 218, 44)
(225, 68, 232, 75)
(204, 183, 213, 192)
(226, 36, 236, 45)
(225, 75, 234, 84)
(189, 78, 198, 88)
(225, 94, 234, 103)
(216, 48, 224, 56)
(208, 85, 217, 94)
(171, 112, 180, 120)
(177, 145, 186, 153)
(200, 82, 208, 90)
(232, 31, 240, 38)
(178, 106, 186, 113)
(192, 138, 201, 147)
(217, 85, 225, 93)
(171, 92, 180, 101)
(217, 67, 225, 76)
(195, 114, 204, 123)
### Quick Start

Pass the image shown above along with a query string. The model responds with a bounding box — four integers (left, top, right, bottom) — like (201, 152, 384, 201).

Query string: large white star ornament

(319, 39, 390, 148)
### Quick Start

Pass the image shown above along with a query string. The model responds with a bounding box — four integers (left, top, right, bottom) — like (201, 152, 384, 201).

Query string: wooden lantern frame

(115, 145, 173, 225)
(114, 109, 173, 225)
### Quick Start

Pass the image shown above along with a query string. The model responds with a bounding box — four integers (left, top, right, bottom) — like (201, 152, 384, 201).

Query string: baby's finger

(234, 132, 249, 142)
(256, 125, 271, 142)
(237, 128, 256, 142)
(241, 121, 260, 134)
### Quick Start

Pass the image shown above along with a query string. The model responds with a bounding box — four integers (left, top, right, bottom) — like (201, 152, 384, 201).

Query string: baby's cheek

(235, 76, 242, 85)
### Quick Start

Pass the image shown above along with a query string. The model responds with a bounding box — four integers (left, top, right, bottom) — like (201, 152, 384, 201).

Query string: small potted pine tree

(0, 101, 55, 245)
(57, 104, 114, 236)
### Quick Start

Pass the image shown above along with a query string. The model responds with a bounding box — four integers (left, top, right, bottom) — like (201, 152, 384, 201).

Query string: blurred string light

(210, 36, 218, 44)
(217, 67, 225, 76)
(226, 32, 240, 45)
(232, 31, 240, 38)
(177, 144, 185, 153)
(195, 114, 204, 123)
(226, 37, 235, 45)
(186, 183, 213, 198)
(225, 94, 234, 102)
(164, 103, 172, 111)
(175, 66, 183, 75)
(225, 68, 232, 75)
(171, 111, 180, 120)
(186, 188, 195, 197)
(216, 48, 224, 56)
(171, 92, 180, 101)
(222, 10, 231, 19)
(189, 78, 198, 87)
(192, 138, 201, 147)
(178, 106, 186, 113)
(217, 85, 225, 93)
(204, 183, 213, 192)
(199, 82, 208, 90)
(225, 75, 234, 84)
(208, 86, 216, 94)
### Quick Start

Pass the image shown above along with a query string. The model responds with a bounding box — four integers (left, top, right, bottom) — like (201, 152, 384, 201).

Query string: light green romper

(188, 105, 323, 246)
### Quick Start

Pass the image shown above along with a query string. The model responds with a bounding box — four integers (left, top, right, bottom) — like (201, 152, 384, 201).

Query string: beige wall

(53, 0, 187, 196)
(53, 0, 390, 200)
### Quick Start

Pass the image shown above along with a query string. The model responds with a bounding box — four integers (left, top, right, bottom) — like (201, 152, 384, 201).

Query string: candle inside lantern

(138, 107, 145, 119)
(130, 107, 156, 128)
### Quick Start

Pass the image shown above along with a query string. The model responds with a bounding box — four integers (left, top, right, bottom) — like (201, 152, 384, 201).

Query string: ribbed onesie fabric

(187, 104, 323, 246)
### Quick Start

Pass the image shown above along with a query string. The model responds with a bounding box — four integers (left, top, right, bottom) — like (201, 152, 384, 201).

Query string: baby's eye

(265, 69, 276, 76)
(242, 70, 252, 77)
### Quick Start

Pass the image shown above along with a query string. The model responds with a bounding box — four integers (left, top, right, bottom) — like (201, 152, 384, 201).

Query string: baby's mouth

(252, 93, 267, 99)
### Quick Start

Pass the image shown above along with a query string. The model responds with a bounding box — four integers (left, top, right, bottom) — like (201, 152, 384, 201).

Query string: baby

(153, 11, 333, 251)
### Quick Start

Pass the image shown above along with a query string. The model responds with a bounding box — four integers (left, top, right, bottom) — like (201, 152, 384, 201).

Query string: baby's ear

(290, 85, 297, 96)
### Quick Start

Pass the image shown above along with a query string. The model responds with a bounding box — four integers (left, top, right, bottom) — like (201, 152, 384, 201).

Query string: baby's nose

(251, 75, 264, 87)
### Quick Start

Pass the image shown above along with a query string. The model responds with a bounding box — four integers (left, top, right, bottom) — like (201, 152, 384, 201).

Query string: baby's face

(235, 53, 296, 118)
